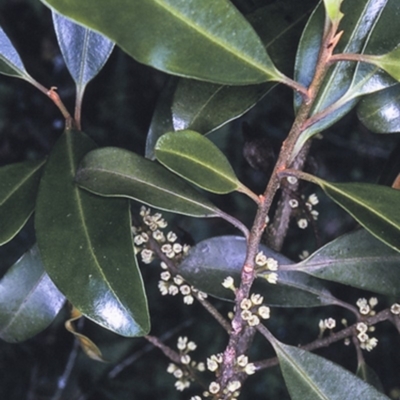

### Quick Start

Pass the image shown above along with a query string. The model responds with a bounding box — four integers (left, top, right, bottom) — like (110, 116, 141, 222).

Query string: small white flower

(357, 332, 369, 343)
(160, 261, 168, 270)
(183, 295, 194, 305)
(287, 176, 298, 184)
(240, 298, 252, 310)
(311, 210, 319, 220)
(324, 318, 336, 329)
(255, 251, 268, 266)
(197, 291, 208, 300)
(227, 380, 241, 392)
(265, 272, 278, 284)
(152, 230, 165, 242)
(158, 281, 169, 295)
(161, 244, 173, 254)
(167, 231, 177, 242)
(289, 199, 299, 208)
(140, 249, 154, 264)
(299, 250, 310, 260)
(173, 369, 183, 379)
(167, 363, 177, 373)
(258, 306, 270, 320)
(197, 362, 205, 372)
(241, 310, 252, 320)
(308, 193, 319, 205)
(237, 355, 248, 367)
(209, 382, 220, 394)
(356, 322, 368, 333)
(250, 293, 263, 305)
(174, 275, 184, 286)
(190, 396, 202, 400)
(160, 271, 171, 281)
(173, 243, 183, 254)
(222, 276, 235, 289)
(168, 285, 179, 296)
(177, 336, 188, 350)
(357, 298, 368, 308)
(248, 315, 260, 326)
(359, 304, 371, 315)
(364, 337, 378, 351)
(207, 358, 219, 372)
(183, 244, 191, 254)
(175, 379, 190, 391)
(244, 363, 256, 375)
(181, 354, 191, 364)
(369, 297, 378, 308)
(390, 303, 400, 315)
(265, 215, 270, 224)
(180, 285, 191, 295)
(297, 218, 308, 229)
(187, 341, 197, 351)
(266, 257, 278, 271)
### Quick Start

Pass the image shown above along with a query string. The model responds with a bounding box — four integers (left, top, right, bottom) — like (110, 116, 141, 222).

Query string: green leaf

(323, 0, 344, 24)
(169, 0, 315, 135)
(293, 0, 399, 157)
(52, 11, 114, 98)
(364, 46, 400, 82)
(287, 229, 400, 296)
(306, 174, 400, 252)
(0, 25, 33, 81)
(76, 146, 222, 218)
(35, 130, 149, 337)
(356, 361, 385, 393)
(179, 236, 338, 307)
(357, 83, 400, 133)
(145, 77, 177, 160)
(155, 130, 240, 194)
(273, 341, 389, 400)
(40, 0, 283, 85)
(0, 245, 65, 343)
(0, 159, 46, 246)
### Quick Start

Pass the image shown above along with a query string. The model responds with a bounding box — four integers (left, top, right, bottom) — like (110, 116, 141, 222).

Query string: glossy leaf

(357, 83, 400, 133)
(169, 0, 315, 135)
(35, 130, 149, 337)
(52, 11, 114, 95)
(0, 159, 46, 245)
(145, 77, 177, 160)
(364, 47, 400, 82)
(323, 0, 344, 24)
(0, 245, 65, 343)
(0, 25, 33, 81)
(308, 175, 400, 252)
(40, 0, 283, 85)
(286, 229, 400, 296)
(179, 236, 337, 307)
(293, 0, 399, 157)
(273, 341, 389, 400)
(76, 147, 221, 218)
(155, 130, 240, 194)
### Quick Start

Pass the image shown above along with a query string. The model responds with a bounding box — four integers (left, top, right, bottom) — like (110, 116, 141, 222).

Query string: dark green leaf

(169, 0, 315, 135)
(155, 130, 240, 194)
(293, 0, 399, 156)
(179, 236, 337, 307)
(0, 159, 45, 245)
(40, 0, 283, 85)
(0, 245, 65, 343)
(76, 146, 221, 218)
(145, 77, 177, 160)
(273, 341, 389, 400)
(35, 130, 149, 337)
(357, 83, 400, 133)
(0, 25, 33, 80)
(287, 229, 400, 296)
(52, 11, 114, 95)
(310, 177, 400, 252)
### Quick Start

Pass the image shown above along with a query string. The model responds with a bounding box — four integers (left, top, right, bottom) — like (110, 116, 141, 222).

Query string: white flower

(173, 369, 183, 379)
(160, 261, 168, 270)
(287, 176, 298, 184)
(241, 310, 252, 320)
(187, 341, 197, 351)
(190, 397, 202, 400)
(227, 380, 241, 392)
(140, 249, 154, 264)
(180, 285, 191, 295)
(289, 199, 299, 208)
(357, 332, 369, 343)
(266, 257, 278, 271)
(167, 231, 177, 242)
(175, 379, 190, 391)
(255, 251, 268, 266)
(240, 299, 252, 310)
(369, 297, 378, 308)
(167, 363, 177, 373)
(168, 285, 179, 296)
(177, 336, 188, 350)
(359, 304, 371, 315)
(173, 275, 184, 286)
(222, 276, 235, 289)
(308, 193, 319, 205)
(161, 244, 173, 254)
(160, 271, 171, 281)
(390, 303, 400, 315)
(364, 337, 378, 351)
(356, 322, 368, 333)
(173, 243, 183, 253)
(258, 306, 270, 320)
(297, 218, 308, 229)
(356, 298, 368, 308)
(207, 358, 219, 372)
(244, 363, 256, 375)
(248, 315, 260, 326)
(152, 230, 165, 242)
(183, 295, 194, 305)
(158, 281, 169, 295)
(197, 362, 205, 372)
(250, 293, 264, 305)
(324, 318, 336, 329)
(209, 382, 220, 394)
(237, 355, 248, 367)
(265, 272, 278, 284)
(181, 354, 191, 364)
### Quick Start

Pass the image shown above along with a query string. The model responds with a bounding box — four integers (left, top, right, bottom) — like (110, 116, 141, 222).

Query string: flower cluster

(158, 267, 207, 305)
(239, 293, 271, 327)
(356, 322, 378, 351)
(287, 192, 319, 230)
(167, 337, 205, 391)
(255, 251, 278, 284)
(356, 297, 378, 316)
